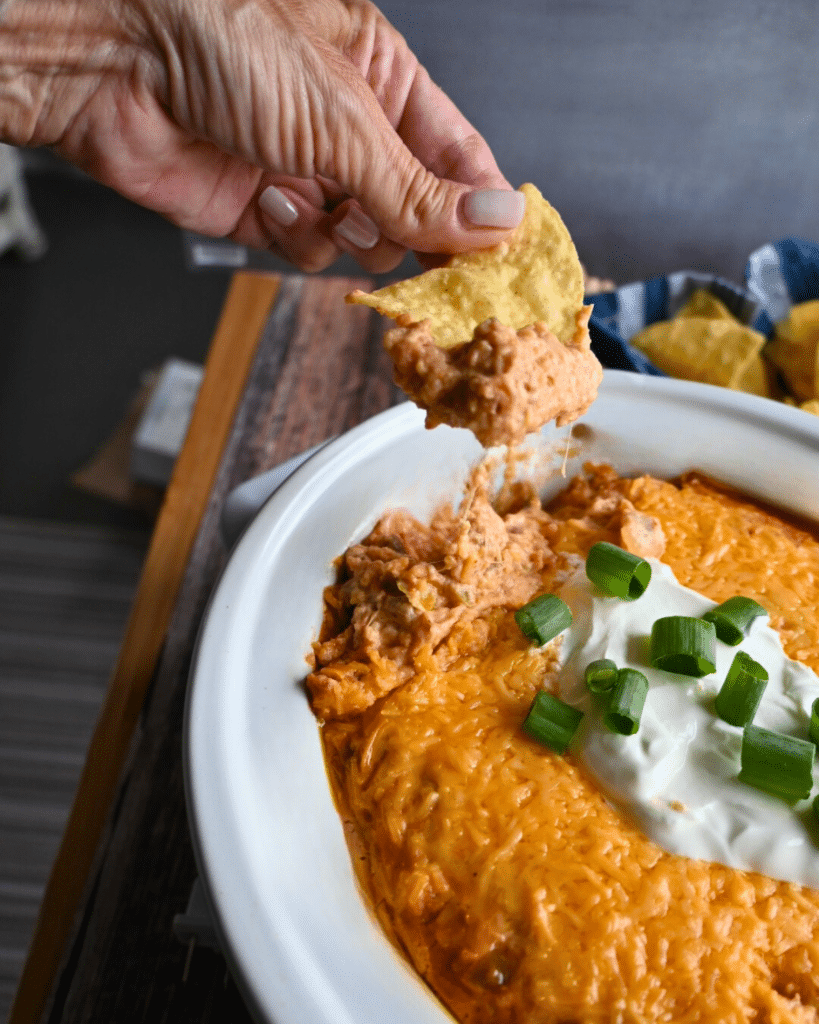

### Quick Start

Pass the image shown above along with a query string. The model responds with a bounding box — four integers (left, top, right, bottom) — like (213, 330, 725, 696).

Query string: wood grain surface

(8, 272, 280, 1024)
(33, 273, 399, 1022)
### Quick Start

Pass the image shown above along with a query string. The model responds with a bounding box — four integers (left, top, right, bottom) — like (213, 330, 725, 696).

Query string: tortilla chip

(731, 354, 777, 399)
(764, 299, 819, 402)
(630, 317, 766, 389)
(676, 289, 737, 322)
(800, 398, 819, 416)
(346, 183, 584, 348)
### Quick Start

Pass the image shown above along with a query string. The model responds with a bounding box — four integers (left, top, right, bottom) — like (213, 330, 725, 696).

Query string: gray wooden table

(14, 273, 400, 1024)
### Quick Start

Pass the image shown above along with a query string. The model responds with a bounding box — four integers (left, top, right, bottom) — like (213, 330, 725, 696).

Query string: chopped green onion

(714, 651, 769, 727)
(810, 697, 819, 747)
(739, 724, 815, 804)
(702, 596, 768, 646)
(650, 616, 716, 677)
(584, 658, 619, 695)
(514, 594, 572, 646)
(522, 690, 583, 755)
(814, 793, 819, 824)
(585, 542, 651, 601)
(604, 669, 649, 736)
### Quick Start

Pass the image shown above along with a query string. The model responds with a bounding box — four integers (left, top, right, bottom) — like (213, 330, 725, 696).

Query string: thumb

(323, 78, 524, 254)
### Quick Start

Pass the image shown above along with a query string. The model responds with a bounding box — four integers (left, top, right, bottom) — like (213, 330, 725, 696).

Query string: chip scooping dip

(347, 184, 602, 448)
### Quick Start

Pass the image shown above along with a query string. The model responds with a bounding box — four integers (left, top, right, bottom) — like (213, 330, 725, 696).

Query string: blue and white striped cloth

(745, 238, 819, 336)
(586, 238, 819, 374)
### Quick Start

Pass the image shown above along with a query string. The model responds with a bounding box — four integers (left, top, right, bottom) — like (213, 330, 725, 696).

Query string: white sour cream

(557, 560, 819, 889)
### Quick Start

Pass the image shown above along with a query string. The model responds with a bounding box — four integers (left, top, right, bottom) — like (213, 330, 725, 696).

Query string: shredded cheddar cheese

(307, 465, 819, 1023)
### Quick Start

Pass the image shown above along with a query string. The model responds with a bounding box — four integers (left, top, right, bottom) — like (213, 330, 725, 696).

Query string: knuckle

(430, 132, 496, 188)
(397, 165, 451, 238)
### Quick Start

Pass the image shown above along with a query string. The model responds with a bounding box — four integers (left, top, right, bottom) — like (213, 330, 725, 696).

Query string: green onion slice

(814, 793, 819, 824)
(522, 690, 584, 755)
(514, 594, 572, 646)
(650, 616, 716, 677)
(739, 724, 815, 804)
(702, 595, 768, 646)
(714, 651, 769, 727)
(810, 697, 819, 747)
(585, 542, 651, 601)
(604, 668, 649, 736)
(584, 658, 619, 695)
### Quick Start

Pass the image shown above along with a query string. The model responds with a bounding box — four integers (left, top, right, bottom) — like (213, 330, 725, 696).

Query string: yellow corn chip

(675, 289, 737, 322)
(630, 317, 766, 389)
(346, 183, 584, 348)
(731, 354, 776, 399)
(764, 299, 819, 402)
(800, 398, 819, 416)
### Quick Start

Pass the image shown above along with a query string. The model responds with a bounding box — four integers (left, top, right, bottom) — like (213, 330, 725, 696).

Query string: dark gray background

(3, 0, 819, 524)
(379, 0, 819, 283)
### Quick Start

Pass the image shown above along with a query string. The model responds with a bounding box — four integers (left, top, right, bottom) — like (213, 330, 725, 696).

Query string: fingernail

(334, 207, 379, 250)
(259, 186, 298, 227)
(462, 189, 525, 229)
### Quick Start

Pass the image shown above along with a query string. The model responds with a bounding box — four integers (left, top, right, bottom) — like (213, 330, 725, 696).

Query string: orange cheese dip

(307, 465, 819, 1024)
(383, 310, 602, 448)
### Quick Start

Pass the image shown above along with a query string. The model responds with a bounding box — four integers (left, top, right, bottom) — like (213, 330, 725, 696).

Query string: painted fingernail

(259, 186, 298, 227)
(334, 208, 379, 250)
(462, 189, 525, 229)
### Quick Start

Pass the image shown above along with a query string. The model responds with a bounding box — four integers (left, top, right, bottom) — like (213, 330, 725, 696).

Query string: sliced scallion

(702, 595, 768, 646)
(714, 651, 769, 727)
(604, 668, 649, 736)
(522, 690, 583, 755)
(514, 594, 572, 646)
(650, 616, 716, 677)
(584, 658, 619, 695)
(739, 724, 815, 804)
(585, 542, 651, 601)
(810, 697, 819, 747)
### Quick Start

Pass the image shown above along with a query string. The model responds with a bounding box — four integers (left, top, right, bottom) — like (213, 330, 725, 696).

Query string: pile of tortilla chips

(765, 299, 819, 414)
(347, 183, 585, 348)
(629, 291, 819, 416)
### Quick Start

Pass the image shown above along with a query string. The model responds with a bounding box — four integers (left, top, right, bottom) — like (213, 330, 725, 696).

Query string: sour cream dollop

(557, 560, 819, 889)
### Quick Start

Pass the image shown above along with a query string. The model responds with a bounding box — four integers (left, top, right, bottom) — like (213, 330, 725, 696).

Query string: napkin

(745, 237, 819, 334)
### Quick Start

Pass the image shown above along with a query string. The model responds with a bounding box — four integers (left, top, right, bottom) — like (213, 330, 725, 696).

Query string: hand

(0, 0, 524, 273)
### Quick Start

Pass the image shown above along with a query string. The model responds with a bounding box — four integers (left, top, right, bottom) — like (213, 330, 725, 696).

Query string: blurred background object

(0, 144, 47, 262)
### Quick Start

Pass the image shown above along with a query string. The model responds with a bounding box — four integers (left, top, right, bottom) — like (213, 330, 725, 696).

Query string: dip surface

(307, 465, 819, 1024)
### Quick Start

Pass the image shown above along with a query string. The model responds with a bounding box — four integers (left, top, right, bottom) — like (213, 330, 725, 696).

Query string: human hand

(0, 0, 524, 272)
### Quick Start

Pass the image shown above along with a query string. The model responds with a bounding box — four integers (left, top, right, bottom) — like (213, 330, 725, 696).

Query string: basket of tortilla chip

(587, 273, 770, 391)
(587, 239, 819, 418)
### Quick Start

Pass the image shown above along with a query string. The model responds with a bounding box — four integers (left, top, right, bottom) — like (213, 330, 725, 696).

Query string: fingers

(331, 199, 408, 273)
(257, 183, 340, 272)
(314, 27, 523, 255)
(253, 180, 407, 274)
(393, 63, 510, 192)
(332, 91, 524, 255)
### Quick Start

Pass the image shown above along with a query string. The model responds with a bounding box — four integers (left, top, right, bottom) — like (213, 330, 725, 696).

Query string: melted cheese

(309, 467, 819, 1023)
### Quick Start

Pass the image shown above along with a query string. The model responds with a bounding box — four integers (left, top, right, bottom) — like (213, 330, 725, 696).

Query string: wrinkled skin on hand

(0, 0, 515, 271)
